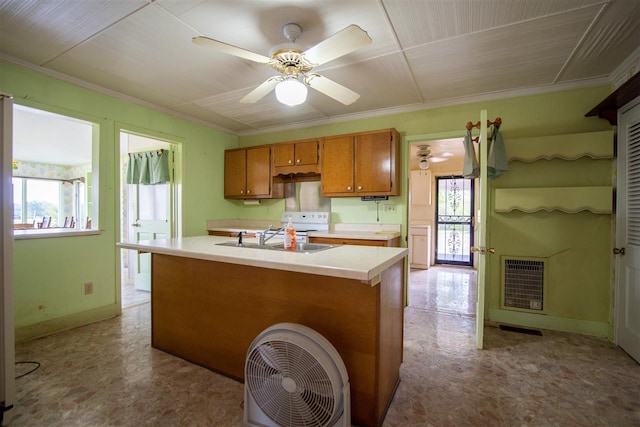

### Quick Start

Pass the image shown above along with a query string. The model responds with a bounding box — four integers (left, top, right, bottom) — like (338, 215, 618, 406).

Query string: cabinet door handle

(288, 159, 292, 164)
(357, 185, 362, 190)
(347, 186, 352, 191)
(296, 159, 301, 163)
(613, 247, 625, 255)
(247, 190, 251, 194)
(240, 190, 244, 194)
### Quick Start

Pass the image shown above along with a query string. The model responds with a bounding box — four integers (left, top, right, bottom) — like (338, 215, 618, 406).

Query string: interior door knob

(613, 247, 626, 255)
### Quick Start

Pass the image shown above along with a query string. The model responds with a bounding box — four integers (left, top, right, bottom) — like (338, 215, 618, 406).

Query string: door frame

(404, 123, 489, 350)
(115, 124, 183, 306)
(1, 94, 16, 425)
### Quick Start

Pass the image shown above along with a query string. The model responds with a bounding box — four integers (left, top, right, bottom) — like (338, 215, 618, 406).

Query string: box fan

(244, 323, 350, 427)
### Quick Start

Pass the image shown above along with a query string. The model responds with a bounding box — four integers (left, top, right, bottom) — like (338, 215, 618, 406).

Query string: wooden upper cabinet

(224, 145, 274, 199)
(224, 149, 247, 198)
(246, 146, 271, 197)
(321, 129, 400, 197)
(272, 139, 320, 175)
(321, 135, 355, 195)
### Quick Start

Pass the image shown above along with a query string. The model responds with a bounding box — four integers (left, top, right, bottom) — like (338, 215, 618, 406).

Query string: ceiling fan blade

(192, 36, 271, 64)
(239, 77, 281, 103)
(302, 24, 372, 66)
(305, 74, 360, 105)
(429, 156, 448, 163)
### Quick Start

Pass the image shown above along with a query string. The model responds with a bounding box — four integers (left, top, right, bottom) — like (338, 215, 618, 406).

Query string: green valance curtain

(126, 149, 170, 185)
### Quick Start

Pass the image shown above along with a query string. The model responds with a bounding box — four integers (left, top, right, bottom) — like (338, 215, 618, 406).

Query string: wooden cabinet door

(273, 143, 295, 167)
(355, 130, 393, 194)
(224, 149, 246, 197)
(294, 139, 319, 166)
(321, 135, 354, 196)
(246, 146, 271, 197)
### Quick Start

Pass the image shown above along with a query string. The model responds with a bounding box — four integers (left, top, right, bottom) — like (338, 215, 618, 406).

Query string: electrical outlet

(84, 282, 94, 295)
(383, 204, 397, 213)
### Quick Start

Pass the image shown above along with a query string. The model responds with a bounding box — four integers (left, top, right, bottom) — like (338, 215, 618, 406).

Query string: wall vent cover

(502, 258, 546, 311)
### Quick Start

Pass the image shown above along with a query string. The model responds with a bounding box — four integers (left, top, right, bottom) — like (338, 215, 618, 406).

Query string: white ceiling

(13, 105, 93, 166)
(1, 0, 639, 137)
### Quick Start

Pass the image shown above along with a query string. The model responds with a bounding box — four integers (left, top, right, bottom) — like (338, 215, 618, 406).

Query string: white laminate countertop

(117, 236, 407, 284)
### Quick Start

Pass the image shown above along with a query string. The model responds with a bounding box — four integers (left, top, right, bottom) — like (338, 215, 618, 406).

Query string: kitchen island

(118, 236, 407, 427)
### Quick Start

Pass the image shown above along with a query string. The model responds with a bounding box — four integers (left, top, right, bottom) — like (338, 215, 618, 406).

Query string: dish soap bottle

(284, 217, 296, 250)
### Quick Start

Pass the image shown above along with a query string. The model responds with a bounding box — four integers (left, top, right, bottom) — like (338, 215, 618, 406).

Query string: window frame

(12, 102, 101, 239)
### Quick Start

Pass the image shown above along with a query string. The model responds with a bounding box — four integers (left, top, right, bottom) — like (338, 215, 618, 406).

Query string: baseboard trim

(15, 304, 121, 343)
(488, 308, 610, 338)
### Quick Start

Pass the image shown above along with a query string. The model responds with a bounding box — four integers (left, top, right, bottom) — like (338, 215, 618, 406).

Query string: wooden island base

(152, 253, 405, 427)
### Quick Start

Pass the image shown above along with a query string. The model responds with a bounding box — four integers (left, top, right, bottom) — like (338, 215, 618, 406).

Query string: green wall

(2, 58, 615, 339)
(1, 60, 238, 338)
(238, 85, 614, 337)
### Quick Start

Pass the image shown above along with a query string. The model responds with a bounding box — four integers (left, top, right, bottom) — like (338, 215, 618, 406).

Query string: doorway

(119, 131, 179, 309)
(408, 138, 477, 317)
(435, 176, 474, 266)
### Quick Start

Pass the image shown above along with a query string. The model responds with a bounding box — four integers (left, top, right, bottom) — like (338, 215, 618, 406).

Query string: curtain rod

(128, 148, 164, 156)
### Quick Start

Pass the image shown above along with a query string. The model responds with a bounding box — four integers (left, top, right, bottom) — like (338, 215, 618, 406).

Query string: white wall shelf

(506, 130, 613, 162)
(495, 186, 612, 214)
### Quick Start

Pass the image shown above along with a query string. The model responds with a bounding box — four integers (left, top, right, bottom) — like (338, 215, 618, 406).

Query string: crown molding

(0, 55, 235, 135)
(1, 54, 612, 138)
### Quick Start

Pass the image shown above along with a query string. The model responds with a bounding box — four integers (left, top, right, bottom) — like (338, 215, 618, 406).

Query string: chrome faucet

(259, 225, 284, 246)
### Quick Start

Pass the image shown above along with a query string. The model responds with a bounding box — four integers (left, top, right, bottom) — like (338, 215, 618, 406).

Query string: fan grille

(246, 339, 337, 427)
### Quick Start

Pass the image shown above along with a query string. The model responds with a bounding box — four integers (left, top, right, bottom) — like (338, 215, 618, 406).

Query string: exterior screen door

(435, 176, 474, 266)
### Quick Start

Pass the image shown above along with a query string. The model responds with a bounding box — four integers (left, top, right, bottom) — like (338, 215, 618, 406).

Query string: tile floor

(10, 267, 640, 426)
(121, 268, 150, 309)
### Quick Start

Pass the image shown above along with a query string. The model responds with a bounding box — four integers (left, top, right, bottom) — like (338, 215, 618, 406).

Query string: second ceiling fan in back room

(193, 23, 372, 106)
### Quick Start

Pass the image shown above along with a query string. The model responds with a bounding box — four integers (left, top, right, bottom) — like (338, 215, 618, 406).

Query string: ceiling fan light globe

(276, 79, 307, 106)
(419, 157, 429, 170)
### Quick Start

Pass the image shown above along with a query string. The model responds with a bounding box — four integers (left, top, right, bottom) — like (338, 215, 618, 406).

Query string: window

(12, 178, 61, 225)
(13, 104, 97, 233)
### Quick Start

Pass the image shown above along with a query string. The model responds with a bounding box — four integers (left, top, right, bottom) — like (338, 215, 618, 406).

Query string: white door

(474, 110, 490, 350)
(615, 98, 640, 363)
(131, 182, 171, 291)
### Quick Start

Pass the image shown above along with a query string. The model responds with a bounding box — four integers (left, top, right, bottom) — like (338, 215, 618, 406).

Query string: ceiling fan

(192, 23, 372, 106)
(416, 145, 452, 169)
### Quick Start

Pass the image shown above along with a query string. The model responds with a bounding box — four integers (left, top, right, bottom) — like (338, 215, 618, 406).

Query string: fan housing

(244, 322, 350, 427)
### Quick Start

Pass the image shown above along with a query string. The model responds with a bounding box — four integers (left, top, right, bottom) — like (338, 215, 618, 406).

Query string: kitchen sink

(270, 242, 337, 252)
(216, 242, 276, 249)
(215, 241, 336, 252)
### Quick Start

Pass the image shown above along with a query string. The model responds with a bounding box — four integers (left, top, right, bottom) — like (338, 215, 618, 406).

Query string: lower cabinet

(409, 225, 431, 269)
(309, 236, 400, 247)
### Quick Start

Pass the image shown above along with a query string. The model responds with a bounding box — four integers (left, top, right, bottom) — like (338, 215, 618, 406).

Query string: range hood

(284, 181, 331, 212)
